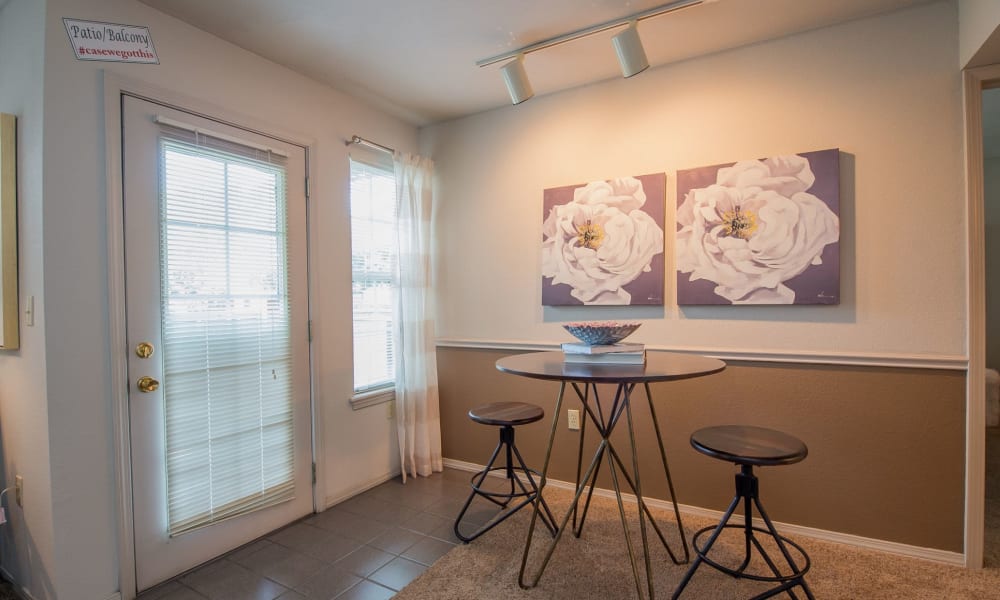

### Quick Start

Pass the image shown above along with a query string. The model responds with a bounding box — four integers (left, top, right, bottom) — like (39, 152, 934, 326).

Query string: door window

(159, 134, 295, 535)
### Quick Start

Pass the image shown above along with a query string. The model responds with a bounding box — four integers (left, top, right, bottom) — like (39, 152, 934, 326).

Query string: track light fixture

(501, 54, 534, 105)
(612, 21, 649, 78)
(477, 0, 715, 105)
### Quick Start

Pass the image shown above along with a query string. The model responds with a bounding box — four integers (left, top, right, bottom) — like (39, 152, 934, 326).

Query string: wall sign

(63, 18, 159, 64)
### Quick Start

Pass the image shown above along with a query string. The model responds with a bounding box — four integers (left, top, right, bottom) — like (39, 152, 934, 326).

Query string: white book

(561, 342, 645, 355)
(563, 351, 646, 365)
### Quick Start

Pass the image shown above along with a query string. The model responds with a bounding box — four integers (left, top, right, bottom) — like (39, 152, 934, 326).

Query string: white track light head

(612, 21, 649, 78)
(500, 54, 534, 105)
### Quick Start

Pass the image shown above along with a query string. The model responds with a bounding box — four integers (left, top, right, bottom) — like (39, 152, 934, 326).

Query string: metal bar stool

(672, 425, 815, 600)
(454, 402, 558, 543)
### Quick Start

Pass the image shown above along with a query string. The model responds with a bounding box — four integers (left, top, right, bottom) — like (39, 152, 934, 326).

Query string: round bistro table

(496, 350, 726, 600)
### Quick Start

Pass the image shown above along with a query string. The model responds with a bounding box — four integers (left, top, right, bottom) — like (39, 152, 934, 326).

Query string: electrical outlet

(14, 475, 22, 507)
(567, 409, 581, 431)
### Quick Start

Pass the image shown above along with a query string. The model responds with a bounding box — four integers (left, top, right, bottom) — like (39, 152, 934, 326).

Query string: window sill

(350, 388, 395, 411)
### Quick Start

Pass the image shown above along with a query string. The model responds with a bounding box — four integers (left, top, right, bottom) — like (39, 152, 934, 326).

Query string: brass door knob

(137, 376, 160, 393)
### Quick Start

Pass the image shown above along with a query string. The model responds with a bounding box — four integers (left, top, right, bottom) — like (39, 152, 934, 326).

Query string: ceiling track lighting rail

(478, 0, 716, 104)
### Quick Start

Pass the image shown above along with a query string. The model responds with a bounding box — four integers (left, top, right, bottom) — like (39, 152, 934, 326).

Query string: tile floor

(138, 468, 499, 600)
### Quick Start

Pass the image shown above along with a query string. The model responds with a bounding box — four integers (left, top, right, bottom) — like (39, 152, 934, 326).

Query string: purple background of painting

(675, 149, 840, 305)
(542, 173, 666, 306)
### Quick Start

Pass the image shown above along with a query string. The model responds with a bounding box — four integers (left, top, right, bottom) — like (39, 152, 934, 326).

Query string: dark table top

(496, 350, 725, 384)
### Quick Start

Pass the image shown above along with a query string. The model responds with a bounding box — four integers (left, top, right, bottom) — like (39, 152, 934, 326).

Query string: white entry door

(122, 95, 313, 591)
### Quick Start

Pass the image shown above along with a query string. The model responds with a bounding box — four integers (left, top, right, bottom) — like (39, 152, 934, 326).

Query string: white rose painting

(542, 174, 665, 306)
(676, 149, 840, 305)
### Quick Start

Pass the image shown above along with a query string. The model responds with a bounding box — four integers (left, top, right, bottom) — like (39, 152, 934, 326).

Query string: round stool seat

(469, 402, 544, 426)
(691, 425, 807, 467)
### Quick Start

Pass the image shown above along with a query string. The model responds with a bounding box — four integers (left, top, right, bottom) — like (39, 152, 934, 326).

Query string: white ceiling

(140, 0, 933, 126)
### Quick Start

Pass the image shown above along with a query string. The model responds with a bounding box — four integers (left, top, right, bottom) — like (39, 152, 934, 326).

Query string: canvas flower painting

(676, 149, 840, 305)
(542, 174, 665, 306)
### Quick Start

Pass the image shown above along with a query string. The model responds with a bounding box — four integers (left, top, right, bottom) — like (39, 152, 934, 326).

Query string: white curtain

(393, 151, 443, 482)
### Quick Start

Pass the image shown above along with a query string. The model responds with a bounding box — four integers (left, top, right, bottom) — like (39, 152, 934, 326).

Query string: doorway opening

(983, 84, 1000, 567)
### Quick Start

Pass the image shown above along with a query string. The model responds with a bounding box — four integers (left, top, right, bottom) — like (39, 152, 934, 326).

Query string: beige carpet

(396, 488, 1000, 599)
(986, 427, 1000, 569)
(0, 580, 15, 600)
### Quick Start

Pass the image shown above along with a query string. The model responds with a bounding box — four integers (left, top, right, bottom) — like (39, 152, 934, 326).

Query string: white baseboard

(443, 458, 496, 475)
(323, 470, 401, 510)
(443, 458, 964, 566)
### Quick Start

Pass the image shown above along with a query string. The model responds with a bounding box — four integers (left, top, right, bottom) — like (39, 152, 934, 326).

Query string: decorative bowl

(563, 321, 641, 346)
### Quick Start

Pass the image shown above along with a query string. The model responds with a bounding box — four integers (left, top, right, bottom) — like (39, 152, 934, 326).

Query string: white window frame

(348, 155, 397, 410)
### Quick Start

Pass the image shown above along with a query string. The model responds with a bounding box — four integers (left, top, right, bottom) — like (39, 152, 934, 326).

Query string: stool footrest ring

(691, 524, 812, 583)
(468, 467, 546, 504)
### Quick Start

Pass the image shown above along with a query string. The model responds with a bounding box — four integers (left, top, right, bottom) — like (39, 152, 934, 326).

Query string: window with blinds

(159, 132, 295, 536)
(349, 158, 397, 402)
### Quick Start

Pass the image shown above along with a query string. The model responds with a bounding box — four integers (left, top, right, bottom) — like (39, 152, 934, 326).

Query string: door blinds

(157, 123, 295, 536)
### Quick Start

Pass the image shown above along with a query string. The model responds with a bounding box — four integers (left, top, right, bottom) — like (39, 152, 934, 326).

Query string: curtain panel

(393, 151, 443, 481)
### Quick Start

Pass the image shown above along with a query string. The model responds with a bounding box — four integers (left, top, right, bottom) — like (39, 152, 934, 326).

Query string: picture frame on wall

(0, 113, 19, 349)
(541, 173, 666, 306)
(675, 149, 841, 305)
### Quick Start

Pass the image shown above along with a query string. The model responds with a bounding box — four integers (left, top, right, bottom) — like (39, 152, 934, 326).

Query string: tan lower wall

(437, 347, 967, 553)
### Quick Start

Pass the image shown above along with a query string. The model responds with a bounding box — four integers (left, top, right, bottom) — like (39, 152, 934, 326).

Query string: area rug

(396, 488, 1000, 599)
(0, 581, 15, 600)
(986, 426, 1000, 569)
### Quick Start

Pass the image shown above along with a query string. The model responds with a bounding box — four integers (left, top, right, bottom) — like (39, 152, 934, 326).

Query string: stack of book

(561, 341, 646, 364)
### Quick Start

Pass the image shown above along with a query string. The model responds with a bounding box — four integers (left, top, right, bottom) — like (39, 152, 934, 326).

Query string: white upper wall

(38, 0, 417, 597)
(422, 1, 964, 360)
